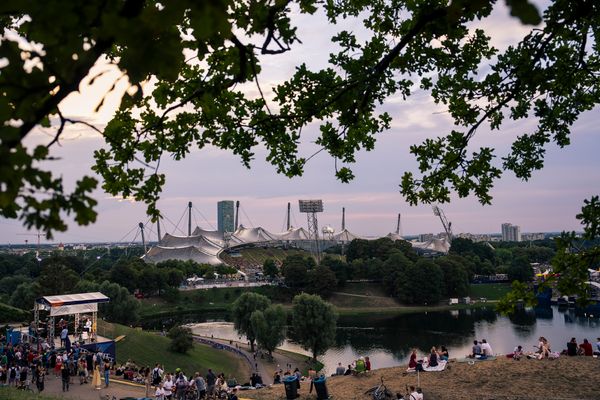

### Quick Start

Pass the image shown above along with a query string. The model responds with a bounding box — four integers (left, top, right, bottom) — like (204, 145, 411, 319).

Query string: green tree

(3, 1, 599, 301)
(281, 255, 310, 290)
(167, 326, 194, 354)
(321, 256, 349, 286)
(97, 281, 141, 325)
(38, 262, 80, 295)
(109, 262, 139, 293)
(507, 255, 534, 283)
(435, 257, 470, 297)
(231, 292, 271, 352)
(396, 259, 444, 305)
(381, 251, 413, 295)
(250, 304, 287, 358)
(306, 265, 338, 298)
(291, 293, 337, 360)
(262, 259, 279, 279)
(10, 282, 43, 309)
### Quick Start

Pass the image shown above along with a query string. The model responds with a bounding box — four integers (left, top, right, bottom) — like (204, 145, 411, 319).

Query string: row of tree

(231, 292, 337, 360)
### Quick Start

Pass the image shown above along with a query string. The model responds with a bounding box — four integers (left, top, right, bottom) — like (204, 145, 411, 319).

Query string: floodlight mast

(299, 200, 324, 262)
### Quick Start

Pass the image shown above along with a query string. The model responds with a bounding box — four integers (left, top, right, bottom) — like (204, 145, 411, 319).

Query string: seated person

(354, 358, 366, 373)
(439, 346, 449, 361)
(480, 339, 493, 357)
(408, 349, 418, 369)
(428, 347, 438, 367)
(579, 338, 593, 356)
(335, 363, 345, 376)
(595, 337, 600, 356)
(471, 340, 482, 358)
(512, 345, 523, 360)
(566, 338, 578, 356)
(343, 365, 353, 376)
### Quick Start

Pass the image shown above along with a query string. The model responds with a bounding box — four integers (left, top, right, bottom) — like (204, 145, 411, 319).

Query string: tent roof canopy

(36, 292, 109, 308)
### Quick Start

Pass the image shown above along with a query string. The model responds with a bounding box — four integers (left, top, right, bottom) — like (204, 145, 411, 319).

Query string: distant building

(522, 232, 545, 241)
(217, 200, 235, 232)
(501, 223, 521, 242)
(419, 233, 434, 242)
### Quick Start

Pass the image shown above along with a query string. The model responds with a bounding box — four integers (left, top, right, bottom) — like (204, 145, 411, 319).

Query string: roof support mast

(235, 201, 240, 230)
(396, 213, 401, 235)
(342, 207, 346, 231)
(287, 202, 291, 230)
(139, 222, 146, 254)
(188, 201, 192, 236)
(156, 217, 161, 244)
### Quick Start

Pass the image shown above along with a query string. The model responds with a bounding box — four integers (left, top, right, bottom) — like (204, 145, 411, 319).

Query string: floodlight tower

(299, 199, 324, 262)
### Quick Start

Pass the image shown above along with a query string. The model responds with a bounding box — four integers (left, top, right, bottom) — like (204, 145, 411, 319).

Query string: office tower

(217, 200, 235, 232)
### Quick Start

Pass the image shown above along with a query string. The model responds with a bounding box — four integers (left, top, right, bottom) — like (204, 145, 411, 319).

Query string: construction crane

(432, 205, 453, 242)
(17, 231, 42, 251)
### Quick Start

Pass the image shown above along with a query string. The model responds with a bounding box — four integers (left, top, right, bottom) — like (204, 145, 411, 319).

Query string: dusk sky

(1, 1, 598, 245)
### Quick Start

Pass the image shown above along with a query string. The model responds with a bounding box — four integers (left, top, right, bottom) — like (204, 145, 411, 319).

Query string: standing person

(103, 358, 111, 388)
(365, 356, 371, 371)
(155, 382, 166, 400)
(36, 366, 45, 393)
(78, 358, 87, 384)
(91, 362, 102, 390)
(61, 364, 70, 392)
(152, 363, 163, 386)
(194, 372, 206, 399)
(142, 367, 151, 397)
(206, 369, 216, 398)
(163, 373, 174, 400)
(60, 325, 69, 349)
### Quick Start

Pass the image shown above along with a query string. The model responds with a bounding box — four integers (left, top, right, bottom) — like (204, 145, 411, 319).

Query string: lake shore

(241, 356, 600, 400)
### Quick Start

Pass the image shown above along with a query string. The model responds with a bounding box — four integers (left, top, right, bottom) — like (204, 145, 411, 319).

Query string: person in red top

(365, 356, 371, 371)
(579, 338, 593, 356)
(408, 349, 418, 369)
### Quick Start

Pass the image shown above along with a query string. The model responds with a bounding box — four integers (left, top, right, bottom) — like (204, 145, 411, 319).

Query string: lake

(186, 306, 600, 375)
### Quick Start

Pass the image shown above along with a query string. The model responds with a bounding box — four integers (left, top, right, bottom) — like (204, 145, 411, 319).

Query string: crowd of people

(508, 336, 600, 360)
(0, 337, 112, 394)
(332, 356, 372, 376)
(145, 363, 267, 400)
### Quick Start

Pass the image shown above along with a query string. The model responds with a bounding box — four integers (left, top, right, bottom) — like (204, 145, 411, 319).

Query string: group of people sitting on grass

(509, 336, 600, 360)
(469, 339, 494, 359)
(406, 346, 449, 372)
(0, 338, 112, 393)
(564, 337, 600, 357)
(333, 356, 372, 376)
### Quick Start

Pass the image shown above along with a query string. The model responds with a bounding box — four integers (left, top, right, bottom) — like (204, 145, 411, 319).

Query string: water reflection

(151, 306, 599, 376)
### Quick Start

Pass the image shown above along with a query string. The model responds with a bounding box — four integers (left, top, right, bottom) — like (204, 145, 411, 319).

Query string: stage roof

(36, 292, 110, 307)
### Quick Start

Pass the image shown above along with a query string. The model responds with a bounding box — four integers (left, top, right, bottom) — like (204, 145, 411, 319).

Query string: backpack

(176, 379, 187, 391)
(153, 368, 160, 383)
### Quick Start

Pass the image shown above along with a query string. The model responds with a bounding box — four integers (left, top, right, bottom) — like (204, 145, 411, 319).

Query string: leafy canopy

(1, 0, 599, 237)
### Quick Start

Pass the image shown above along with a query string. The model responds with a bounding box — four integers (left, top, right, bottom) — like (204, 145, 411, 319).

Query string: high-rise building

(501, 223, 521, 242)
(217, 201, 235, 232)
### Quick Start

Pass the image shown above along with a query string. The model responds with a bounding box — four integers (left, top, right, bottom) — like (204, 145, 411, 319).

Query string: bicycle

(364, 376, 394, 400)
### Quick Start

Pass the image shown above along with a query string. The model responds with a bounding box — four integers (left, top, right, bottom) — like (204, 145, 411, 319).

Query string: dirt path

(195, 336, 306, 385)
(35, 373, 146, 400)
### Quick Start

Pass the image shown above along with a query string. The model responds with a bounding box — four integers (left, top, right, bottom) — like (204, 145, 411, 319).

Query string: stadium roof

(144, 245, 222, 265)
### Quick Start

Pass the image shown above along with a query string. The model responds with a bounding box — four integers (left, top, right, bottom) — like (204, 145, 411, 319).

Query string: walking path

(36, 373, 146, 400)
(194, 335, 309, 384)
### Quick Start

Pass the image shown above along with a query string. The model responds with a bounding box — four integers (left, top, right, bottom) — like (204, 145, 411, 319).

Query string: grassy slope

(0, 301, 30, 323)
(468, 282, 512, 300)
(99, 321, 248, 378)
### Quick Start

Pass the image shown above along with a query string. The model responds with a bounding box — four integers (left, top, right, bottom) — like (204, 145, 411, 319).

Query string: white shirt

(410, 391, 424, 400)
(163, 379, 173, 392)
(481, 342, 493, 356)
(155, 387, 166, 400)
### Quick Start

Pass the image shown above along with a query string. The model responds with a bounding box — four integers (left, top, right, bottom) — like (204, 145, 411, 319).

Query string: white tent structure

(411, 237, 451, 253)
(275, 227, 310, 241)
(333, 228, 363, 242)
(144, 245, 222, 265)
(233, 225, 278, 243)
(385, 232, 404, 241)
(159, 233, 222, 255)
